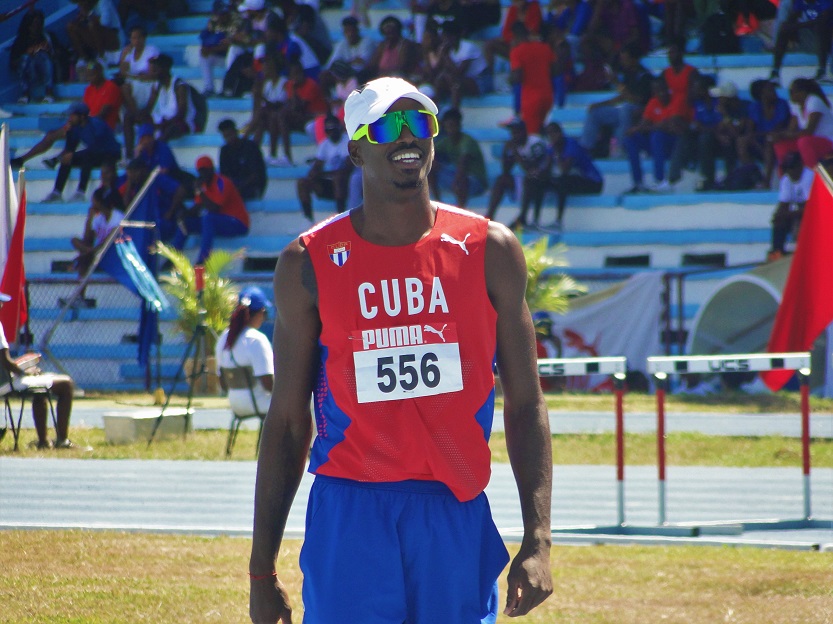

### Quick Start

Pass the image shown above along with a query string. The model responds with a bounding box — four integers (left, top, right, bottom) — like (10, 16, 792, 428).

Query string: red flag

(0, 186, 27, 344)
(761, 169, 833, 391)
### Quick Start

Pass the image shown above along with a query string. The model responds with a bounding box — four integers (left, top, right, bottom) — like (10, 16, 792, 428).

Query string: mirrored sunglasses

(352, 110, 439, 144)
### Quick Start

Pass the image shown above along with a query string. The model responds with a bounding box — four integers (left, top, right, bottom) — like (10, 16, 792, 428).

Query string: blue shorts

(300, 475, 509, 624)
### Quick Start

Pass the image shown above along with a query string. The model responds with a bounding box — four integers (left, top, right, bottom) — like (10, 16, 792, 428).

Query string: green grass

(3, 428, 832, 468)
(0, 530, 831, 624)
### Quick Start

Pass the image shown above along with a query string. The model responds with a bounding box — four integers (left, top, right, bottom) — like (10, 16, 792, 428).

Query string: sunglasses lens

(366, 115, 401, 143)
(403, 110, 439, 139)
(364, 111, 439, 143)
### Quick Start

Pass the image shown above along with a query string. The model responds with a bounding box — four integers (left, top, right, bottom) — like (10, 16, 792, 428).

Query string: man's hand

(250, 575, 294, 623)
(503, 545, 552, 617)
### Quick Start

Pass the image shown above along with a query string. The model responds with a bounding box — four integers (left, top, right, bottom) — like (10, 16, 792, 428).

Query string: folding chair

(0, 365, 57, 451)
(220, 365, 266, 457)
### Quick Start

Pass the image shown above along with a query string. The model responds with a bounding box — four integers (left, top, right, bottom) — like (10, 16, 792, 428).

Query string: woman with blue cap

(215, 286, 275, 418)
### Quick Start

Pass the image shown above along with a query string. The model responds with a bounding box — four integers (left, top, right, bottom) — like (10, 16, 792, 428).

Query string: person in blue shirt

(738, 78, 791, 187)
(11, 102, 122, 203)
(542, 121, 602, 229)
(136, 122, 196, 194)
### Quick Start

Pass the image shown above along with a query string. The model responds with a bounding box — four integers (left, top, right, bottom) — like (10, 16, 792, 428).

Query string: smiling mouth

(390, 150, 422, 164)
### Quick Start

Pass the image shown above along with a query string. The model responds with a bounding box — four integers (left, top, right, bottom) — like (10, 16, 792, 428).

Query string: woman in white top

(244, 53, 288, 165)
(772, 78, 833, 171)
(215, 286, 275, 417)
(119, 26, 160, 109)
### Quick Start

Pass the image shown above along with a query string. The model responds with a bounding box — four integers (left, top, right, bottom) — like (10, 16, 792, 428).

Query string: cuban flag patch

(328, 241, 351, 266)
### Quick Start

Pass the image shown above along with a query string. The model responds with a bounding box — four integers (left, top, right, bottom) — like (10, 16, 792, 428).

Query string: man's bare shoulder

(274, 238, 317, 305)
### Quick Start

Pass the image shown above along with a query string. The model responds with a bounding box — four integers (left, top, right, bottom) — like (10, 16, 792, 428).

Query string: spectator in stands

(622, 76, 689, 193)
(772, 77, 833, 171)
(84, 60, 123, 130)
(570, 33, 612, 93)
(429, 20, 491, 108)
(147, 53, 197, 142)
(246, 53, 288, 165)
(545, 0, 592, 57)
(710, 80, 752, 184)
(252, 15, 320, 88)
(509, 22, 555, 136)
(218, 118, 267, 200)
(582, 0, 644, 63)
(486, 117, 549, 228)
(12, 102, 121, 203)
(97, 159, 125, 212)
(770, 0, 833, 83)
(215, 286, 274, 420)
(321, 16, 374, 88)
(289, 1, 333, 67)
(117, 24, 159, 142)
(116, 0, 165, 35)
(119, 157, 187, 244)
(222, 0, 279, 96)
(199, 1, 240, 96)
(543, 121, 602, 230)
(324, 60, 358, 123)
(484, 0, 542, 75)
(297, 115, 351, 220)
(173, 155, 250, 264)
(9, 9, 56, 104)
(0, 293, 83, 451)
(66, 0, 123, 66)
(135, 123, 179, 175)
(737, 78, 791, 187)
(70, 186, 125, 295)
(769, 151, 813, 259)
(429, 108, 488, 208)
(364, 15, 422, 81)
(675, 75, 724, 192)
(579, 41, 652, 158)
(274, 60, 328, 166)
(662, 39, 698, 113)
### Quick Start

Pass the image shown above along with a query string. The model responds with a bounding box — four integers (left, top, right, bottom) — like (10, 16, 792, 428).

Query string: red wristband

(248, 571, 277, 581)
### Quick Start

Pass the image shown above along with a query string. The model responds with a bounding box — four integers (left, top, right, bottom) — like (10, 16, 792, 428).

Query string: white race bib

(352, 322, 464, 403)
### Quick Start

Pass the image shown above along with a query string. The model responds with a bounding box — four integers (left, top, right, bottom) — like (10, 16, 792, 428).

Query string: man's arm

(485, 221, 553, 618)
(249, 240, 319, 624)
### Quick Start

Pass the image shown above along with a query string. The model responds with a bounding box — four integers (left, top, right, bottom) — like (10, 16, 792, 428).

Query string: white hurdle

(647, 352, 813, 526)
(538, 357, 628, 525)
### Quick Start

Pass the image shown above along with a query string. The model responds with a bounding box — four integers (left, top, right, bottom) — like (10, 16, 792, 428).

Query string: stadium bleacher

(4, 0, 830, 390)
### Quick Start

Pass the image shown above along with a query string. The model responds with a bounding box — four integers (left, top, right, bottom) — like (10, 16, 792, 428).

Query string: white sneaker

(651, 179, 674, 193)
(0, 107, 11, 119)
(17, 95, 29, 104)
(68, 190, 87, 203)
(41, 190, 63, 203)
(266, 155, 293, 167)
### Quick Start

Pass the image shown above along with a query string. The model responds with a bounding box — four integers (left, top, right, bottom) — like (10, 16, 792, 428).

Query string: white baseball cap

(344, 77, 439, 139)
(709, 81, 738, 98)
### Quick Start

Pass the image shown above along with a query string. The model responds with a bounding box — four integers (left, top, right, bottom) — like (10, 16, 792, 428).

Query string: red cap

(195, 155, 214, 170)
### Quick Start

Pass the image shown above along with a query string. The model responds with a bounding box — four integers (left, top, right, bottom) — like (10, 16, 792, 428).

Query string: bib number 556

(377, 353, 440, 393)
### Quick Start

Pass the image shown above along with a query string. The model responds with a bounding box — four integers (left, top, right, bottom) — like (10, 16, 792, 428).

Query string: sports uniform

(299, 204, 509, 623)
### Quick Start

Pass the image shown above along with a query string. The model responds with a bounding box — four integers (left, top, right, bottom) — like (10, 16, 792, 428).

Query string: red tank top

(301, 204, 498, 502)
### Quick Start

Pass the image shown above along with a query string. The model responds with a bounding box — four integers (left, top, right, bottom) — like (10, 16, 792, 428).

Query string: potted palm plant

(154, 242, 243, 393)
(523, 237, 586, 313)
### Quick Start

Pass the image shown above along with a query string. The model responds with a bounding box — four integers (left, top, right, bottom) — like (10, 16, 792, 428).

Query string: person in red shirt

(485, 0, 542, 73)
(172, 155, 250, 263)
(83, 61, 123, 130)
(661, 39, 698, 116)
(274, 60, 328, 166)
(509, 22, 556, 135)
(622, 75, 689, 193)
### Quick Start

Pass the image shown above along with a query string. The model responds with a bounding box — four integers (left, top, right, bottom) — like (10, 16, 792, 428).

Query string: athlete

(249, 77, 553, 624)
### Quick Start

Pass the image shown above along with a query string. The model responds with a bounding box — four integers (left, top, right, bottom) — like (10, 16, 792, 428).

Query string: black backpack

(187, 83, 207, 134)
(700, 11, 740, 54)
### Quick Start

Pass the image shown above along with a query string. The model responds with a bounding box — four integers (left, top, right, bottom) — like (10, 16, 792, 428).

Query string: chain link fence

(25, 273, 274, 393)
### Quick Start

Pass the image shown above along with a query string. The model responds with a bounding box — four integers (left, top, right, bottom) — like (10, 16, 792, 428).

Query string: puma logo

(423, 324, 448, 342)
(440, 232, 470, 255)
